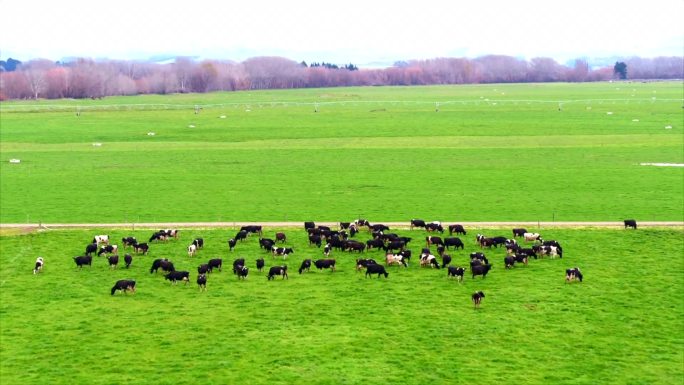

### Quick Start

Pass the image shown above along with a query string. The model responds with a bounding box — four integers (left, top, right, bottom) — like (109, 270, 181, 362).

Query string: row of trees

(0, 55, 681, 100)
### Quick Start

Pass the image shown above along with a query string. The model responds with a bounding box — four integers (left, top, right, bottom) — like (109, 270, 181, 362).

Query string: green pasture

(1, 82, 683, 223)
(1, 227, 682, 384)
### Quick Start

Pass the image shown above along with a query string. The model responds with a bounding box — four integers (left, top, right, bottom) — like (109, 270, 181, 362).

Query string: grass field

(1, 82, 683, 223)
(1, 226, 682, 384)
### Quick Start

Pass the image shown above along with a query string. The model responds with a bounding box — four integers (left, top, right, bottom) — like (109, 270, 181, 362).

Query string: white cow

(187, 244, 197, 257)
(523, 233, 542, 242)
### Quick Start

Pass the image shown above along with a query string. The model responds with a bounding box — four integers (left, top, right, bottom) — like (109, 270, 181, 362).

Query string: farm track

(1, 221, 682, 231)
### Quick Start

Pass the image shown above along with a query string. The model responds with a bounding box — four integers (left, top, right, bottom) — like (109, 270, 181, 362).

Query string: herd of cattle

(29, 218, 636, 306)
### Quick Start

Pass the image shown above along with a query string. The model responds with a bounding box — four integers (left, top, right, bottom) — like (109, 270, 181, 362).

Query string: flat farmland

(1, 82, 683, 223)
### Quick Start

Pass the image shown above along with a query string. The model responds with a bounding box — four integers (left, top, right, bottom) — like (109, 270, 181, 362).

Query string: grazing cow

(442, 254, 452, 267)
(192, 238, 204, 249)
(260, 238, 276, 250)
(33, 257, 44, 274)
(234, 230, 248, 242)
(161, 229, 180, 238)
(111, 280, 136, 295)
(444, 237, 464, 250)
(314, 259, 336, 272)
(197, 264, 209, 274)
(97, 245, 118, 257)
(354, 219, 370, 228)
(298, 259, 312, 274)
(471, 264, 493, 278)
(470, 252, 488, 265)
(344, 240, 365, 253)
(85, 243, 98, 257)
(240, 225, 262, 236)
(121, 237, 137, 248)
(365, 264, 389, 278)
(436, 245, 446, 257)
(304, 221, 316, 231)
(93, 235, 109, 245)
(534, 245, 562, 258)
(235, 266, 249, 280)
(512, 228, 528, 238)
(149, 231, 168, 242)
(472, 291, 485, 309)
(366, 238, 385, 251)
(523, 233, 542, 242)
(133, 243, 149, 255)
(565, 267, 583, 282)
(426, 236, 444, 247)
(624, 219, 637, 229)
(73, 255, 92, 268)
(383, 240, 405, 253)
(506, 243, 522, 255)
(386, 253, 408, 267)
(504, 256, 516, 269)
(513, 253, 529, 266)
(448, 224, 466, 235)
(425, 223, 444, 233)
(349, 224, 359, 237)
(308, 234, 322, 247)
(323, 243, 332, 257)
(197, 273, 207, 291)
(207, 258, 223, 272)
(187, 244, 197, 257)
(517, 248, 537, 259)
(124, 254, 133, 268)
(272, 247, 294, 259)
(267, 265, 288, 280)
(150, 259, 175, 274)
(165, 271, 190, 285)
(232, 258, 246, 274)
(370, 224, 389, 233)
(256, 258, 265, 272)
(275, 232, 287, 243)
(420, 254, 440, 269)
(356, 258, 378, 271)
(410, 219, 426, 230)
(228, 238, 237, 251)
(107, 254, 119, 269)
(447, 266, 466, 281)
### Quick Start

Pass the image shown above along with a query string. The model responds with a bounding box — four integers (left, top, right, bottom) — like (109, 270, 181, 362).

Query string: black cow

(107, 254, 119, 269)
(304, 221, 316, 231)
(512, 228, 528, 238)
(356, 258, 378, 271)
(471, 264, 493, 278)
(228, 238, 237, 251)
(256, 258, 265, 272)
(85, 243, 98, 257)
(165, 271, 190, 285)
(370, 224, 389, 232)
(444, 237, 464, 250)
(426, 236, 444, 247)
(133, 243, 149, 255)
(192, 238, 204, 249)
(308, 234, 322, 247)
(365, 264, 388, 278)
(504, 256, 516, 269)
(354, 219, 370, 227)
(447, 266, 466, 281)
(234, 230, 248, 242)
(624, 219, 637, 229)
(565, 267, 583, 282)
(124, 254, 133, 268)
(197, 273, 207, 291)
(73, 255, 92, 268)
(111, 280, 136, 295)
(344, 240, 365, 253)
(98, 245, 118, 256)
(198, 264, 209, 274)
(260, 238, 276, 250)
(472, 291, 485, 308)
(410, 219, 426, 230)
(469, 252, 488, 264)
(208, 258, 222, 272)
(150, 259, 175, 274)
(448, 224, 466, 235)
(232, 258, 246, 274)
(314, 259, 336, 271)
(514, 253, 529, 265)
(272, 247, 293, 259)
(122, 237, 137, 248)
(267, 265, 288, 280)
(383, 240, 405, 253)
(366, 238, 385, 251)
(33, 257, 44, 274)
(425, 222, 444, 233)
(275, 232, 287, 243)
(442, 254, 452, 267)
(298, 259, 312, 274)
(235, 266, 249, 280)
(240, 225, 262, 236)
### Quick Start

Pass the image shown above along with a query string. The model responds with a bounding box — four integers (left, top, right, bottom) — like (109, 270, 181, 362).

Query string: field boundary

(1, 221, 682, 230)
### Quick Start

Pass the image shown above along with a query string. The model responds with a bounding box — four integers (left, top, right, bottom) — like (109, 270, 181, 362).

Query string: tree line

(0, 55, 681, 100)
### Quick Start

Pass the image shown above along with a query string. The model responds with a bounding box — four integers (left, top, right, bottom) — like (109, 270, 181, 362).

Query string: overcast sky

(1, 0, 682, 67)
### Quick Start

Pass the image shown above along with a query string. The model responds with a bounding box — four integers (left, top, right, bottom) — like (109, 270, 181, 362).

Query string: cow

(298, 259, 312, 274)
(366, 238, 385, 251)
(383, 240, 405, 253)
(517, 248, 537, 259)
(235, 266, 249, 280)
(471, 264, 493, 278)
(85, 243, 98, 257)
(93, 235, 109, 245)
(314, 259, 336, 272)
(385, 253, 408, 267)
(73, 255, 92, 268)
(447, 266, 466, 281)
(275, 232, 287, 243)
(565, 267, 583, 282)
(504, 256, 516, 269)
(111, 280, 136, 295)
(448, 224, 466, 236)
(121, 237, 137, 248)
(472, 291, 485, 309)
(426, 236, 444, 247)
(208, 258, 222, 273)
(192, 238, 204, 249)
(197, 273, 207, 291)
(354, 219, 370, 228)
(534, 245, 562, 258)
(107, 254, 119, 269)
(33, 257, 44, 274)
(323, 243, 332, 257)
(425, 222, 444, 233)
(523, 233, 542, 242)
(256, 258, 265, 272)
(133, 243, 149, 255)
(304, 221, 316, 231)
(234, 230, 248, 242)
(240, 225, 262, 236)
(165, 271, 190, 285)
(470, 252, 488, 265)
(356, 258, 378, 271)
(272, 247, 294, 259)
(149, 231, 168, 242)
(420, 254, 440, 269)
(161, 229, 180, 238)
(232, 258, 246, 274)
(308, 234, 322, 247)
(444, 237, 464, 250)
(483, 236, 508, 248)
(198, 264, 209, 274)
(344, 240, 365, 253)
(228, 238, 237, 251)
(124, 254, 133, 268)
(187, 244, 197, 257)
(260, 238, 276, 250)
(624, 219, 637, 229)
(339, 222, 351, 230)
(442, 254, 452, 267)
(150, 259, 175, 274)
(365, 264, 389, 278)
(514, 253, 529, 266)
(97, 245, 118, 257)
(410, 219, 426, 230)
(267, 265, 288, 280)
(512, 228, 528, 238)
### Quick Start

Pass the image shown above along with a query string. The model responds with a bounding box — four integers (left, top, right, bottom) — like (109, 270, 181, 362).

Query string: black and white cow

(365, 264, 389, 278)
(512, 228, 528, 238)
(192, 238, 204, 249)
(410, 219, 426, 230)
(161, 229, 180, 239)
(298, 259, 312, 274)
(133, 243, 149, 255)
(232, 258, 246, 274)
(124, 254, 133, 268)
(272, 247, 294, 259)
(323, 243, 332, 257)
(267, 265, 288, 280)
(150, 259, 175, 274)
(256, 258, 265, 272)
(93, 235, 109, 245)
(149, 231, 168, 242)
(565, 267, 583, 282)
(425, 222, 444, 233)
(187, 244, 198, 257)
(448, 224, 466, 235)
(356, 258, 378, 271)
(385, 253, 408, 267)
(314, 259, 336, 272)
(523, 232, 542, 242)
(121, 237, 137, 248)
(426, 236, 444, 247)
(235, 266, 249, 280)
(444, 237, 464, 250)
(73, 255, 92, 268)
(107, 254, 119, 269)
(624, 219, 637, 229)
(420, 253, 440, 269)
(228, 238, 237, 251)
(85, 243, 98, 257)
(447, 266, 466, 281)
(471, 264, 493, 278)
(33, 257, 44, 274)
(533, 245, 563, 258)
(111, 280, 136, 295)
(208, 258, 223, 272)
(97, 245, 118, 257)
(513, 253, 529, 266)
(472, 291, 485, 308)
(470, 252, 489, 265)
(197, 273, 207, 291)
(165, 271, 190, 285)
